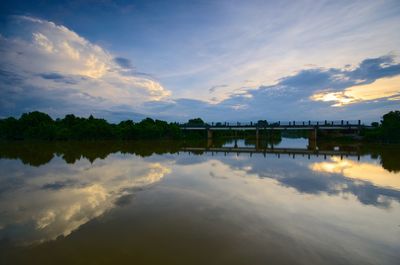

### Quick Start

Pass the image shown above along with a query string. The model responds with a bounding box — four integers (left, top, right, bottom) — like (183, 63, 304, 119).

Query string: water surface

(0, 140, 399, 265)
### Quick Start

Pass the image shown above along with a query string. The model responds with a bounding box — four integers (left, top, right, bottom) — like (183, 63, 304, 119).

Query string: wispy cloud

(145, 1, 400, 102)
(144, 55, 400, 122)
(209, 84, 228, 93)
(1, 3, 400, 122)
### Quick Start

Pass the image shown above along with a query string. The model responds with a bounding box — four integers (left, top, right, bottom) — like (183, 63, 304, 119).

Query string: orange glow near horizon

(311, 75, 400, 106)
(310, 157, 400, 190)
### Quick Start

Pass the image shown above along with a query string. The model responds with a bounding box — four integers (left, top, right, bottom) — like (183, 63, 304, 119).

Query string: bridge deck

(181, 126, 364, 131)
(179, 120, 371, 131)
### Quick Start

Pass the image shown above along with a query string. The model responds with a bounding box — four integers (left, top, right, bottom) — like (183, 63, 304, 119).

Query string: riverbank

(1, 110, 399, 142)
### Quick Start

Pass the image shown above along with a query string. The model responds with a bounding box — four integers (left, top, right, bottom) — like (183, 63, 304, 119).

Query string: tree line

(0, 110, 399, 142)
(0, 111, 185, 140)
(362, 110, 400, 143)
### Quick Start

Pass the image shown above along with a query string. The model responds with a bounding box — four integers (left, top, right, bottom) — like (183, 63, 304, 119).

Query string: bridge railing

(271, 120, 362, 127)
(179, 120, 364, 128)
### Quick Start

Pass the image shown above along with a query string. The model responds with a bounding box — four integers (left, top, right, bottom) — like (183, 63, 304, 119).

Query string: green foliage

(3, 110, 399, 142)
(371, 122, 379, 128)
(381, 111, 400, 142)
(0, 111, 182, 141)
(257, 120, 268, 126)
(363, 110, 400, 143)
(182, 118, 207, 138)
(187, 118, 205, 125)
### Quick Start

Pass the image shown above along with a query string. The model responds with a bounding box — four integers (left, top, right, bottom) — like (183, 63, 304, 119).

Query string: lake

(0, 139, 399, 265)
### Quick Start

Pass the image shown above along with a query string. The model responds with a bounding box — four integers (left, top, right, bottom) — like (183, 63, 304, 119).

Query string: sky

(0, 0, 399, 123)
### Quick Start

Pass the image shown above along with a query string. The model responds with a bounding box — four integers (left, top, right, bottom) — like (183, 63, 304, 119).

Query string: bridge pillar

(255, 128, 259, 150)
(268, 129, 274, 149)
(207, 129, 213, 139)
(308, 128, 317, 150)
(207, 138, 212, 148)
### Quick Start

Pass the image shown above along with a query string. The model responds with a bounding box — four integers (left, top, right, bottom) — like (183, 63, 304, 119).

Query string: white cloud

(0, 16, 170, 117)
(142, 55, 400, 122)
(33, 32, 54, 53)
(1, 13, 399, 122)
(151, 1, 400, 103)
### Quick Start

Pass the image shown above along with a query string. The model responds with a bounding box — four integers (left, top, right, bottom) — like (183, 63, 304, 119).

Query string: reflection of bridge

(180, 120, 371, 149)
(181, 147, 361, 160)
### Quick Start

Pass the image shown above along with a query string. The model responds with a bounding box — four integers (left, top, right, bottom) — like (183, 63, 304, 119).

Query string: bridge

(180, 120, 366, 131)
(179, 120, 371, 148)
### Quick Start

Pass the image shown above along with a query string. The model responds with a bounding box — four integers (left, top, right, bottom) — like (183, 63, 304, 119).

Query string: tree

(257, 120, 268, 126)
(19, 111, 56, 140)
(381, 111, 400, 142)
(371, 122, 379, 127)
(187, 118, 205, 125)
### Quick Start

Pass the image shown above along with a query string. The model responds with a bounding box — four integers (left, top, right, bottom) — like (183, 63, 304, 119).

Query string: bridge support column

(255, 128, 259, 150)
(207, 138, 212, 148)
(268, 129, 274, 149)
(308, 128, 317, 150)
(207, 129, 213, 139)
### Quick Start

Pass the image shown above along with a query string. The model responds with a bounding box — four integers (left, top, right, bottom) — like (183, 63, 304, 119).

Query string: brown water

(0, 140, 399, 265)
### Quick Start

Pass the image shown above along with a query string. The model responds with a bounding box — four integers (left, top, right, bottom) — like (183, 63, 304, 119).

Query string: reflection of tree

(315, 142, 400, 173)
(0, 142, 54, 166)
(360, 145, 400, 173)
(380, 149, 400, 173)
(1, 141, 399, 174)
(0, 141, 183, 166)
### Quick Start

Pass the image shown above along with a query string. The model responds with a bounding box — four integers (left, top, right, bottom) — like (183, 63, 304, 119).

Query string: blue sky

(0, 0, 399, 122)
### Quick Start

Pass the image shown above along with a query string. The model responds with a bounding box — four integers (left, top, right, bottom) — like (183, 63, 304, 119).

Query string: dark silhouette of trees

(363, 110, 400, 142)
(381, 111, 400, 142)
(0, 111, 182, 140)
(1, 110, 399, 142)
(187, 118, 205, 126)
(257, 120, 268, 126)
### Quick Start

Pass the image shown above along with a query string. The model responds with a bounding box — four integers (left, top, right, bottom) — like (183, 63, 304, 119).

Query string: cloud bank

(0, 16, 169, 120)
(144, 54, 400, 122)
(0, 16, 399, 122)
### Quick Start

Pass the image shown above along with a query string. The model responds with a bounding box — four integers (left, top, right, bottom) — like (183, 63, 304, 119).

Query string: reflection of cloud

(170, 157, 400, 264)
(0, 157, 170, 245)
(311, 75, 400, 106)
(205, 154, 400, 207)
(310, 157, 400, 190)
